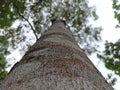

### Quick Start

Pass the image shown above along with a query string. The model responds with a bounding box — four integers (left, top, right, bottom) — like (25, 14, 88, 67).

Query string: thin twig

(19, 14, 39, 40)
(13, 2, 39, 40)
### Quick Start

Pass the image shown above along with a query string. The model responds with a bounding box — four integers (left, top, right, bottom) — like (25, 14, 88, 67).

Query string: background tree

(0, 0, 102, 84)
(0, 0, 26, 84)
(97, 0, 120, 86)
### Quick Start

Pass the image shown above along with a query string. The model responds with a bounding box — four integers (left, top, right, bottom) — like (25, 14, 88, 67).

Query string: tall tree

(0, 20, 113, 90)
(0, 0, 102, 83)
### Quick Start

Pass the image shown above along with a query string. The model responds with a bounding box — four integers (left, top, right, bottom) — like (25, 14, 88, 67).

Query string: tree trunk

(0, 20, 113, 90)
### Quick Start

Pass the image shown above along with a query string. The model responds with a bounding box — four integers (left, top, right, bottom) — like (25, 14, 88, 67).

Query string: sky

(88, 0, 120, 90)
(5, 0, 120, 90)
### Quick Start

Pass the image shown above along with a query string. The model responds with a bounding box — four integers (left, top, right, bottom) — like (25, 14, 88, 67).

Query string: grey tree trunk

(0, 20, 113, 90)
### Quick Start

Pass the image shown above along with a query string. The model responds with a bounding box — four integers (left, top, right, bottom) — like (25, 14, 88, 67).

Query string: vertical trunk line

(0, 20, 113, 90)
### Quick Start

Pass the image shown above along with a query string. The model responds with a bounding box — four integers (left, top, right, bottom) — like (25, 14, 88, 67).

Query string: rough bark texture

(0, 20, 113, 90)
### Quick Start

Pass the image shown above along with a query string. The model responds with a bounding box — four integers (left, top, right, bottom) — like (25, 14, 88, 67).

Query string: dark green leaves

(0, 70, 8, 84)
(0, 54, 8, 84)
(106, 73, 117, 86)
(0, 0, 26, 84)
(0, 3, 14, 28)
(0, 36, 8, 46)
(0, 0, 26, 28)
(0, 54, 7, 69)
(97, 40, 120, 76)
(113, 0, 120, 25)
(113, 0, 120, 10)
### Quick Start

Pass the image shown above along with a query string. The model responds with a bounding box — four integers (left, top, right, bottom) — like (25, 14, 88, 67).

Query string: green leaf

(0, 36, 8, 46)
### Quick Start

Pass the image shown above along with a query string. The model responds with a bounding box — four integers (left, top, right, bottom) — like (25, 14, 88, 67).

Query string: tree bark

(0, 20, 113, 90)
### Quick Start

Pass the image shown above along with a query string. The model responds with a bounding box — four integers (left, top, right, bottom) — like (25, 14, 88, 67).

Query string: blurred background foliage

(97, 0, 120, 78)
(96, 0, 120, 86)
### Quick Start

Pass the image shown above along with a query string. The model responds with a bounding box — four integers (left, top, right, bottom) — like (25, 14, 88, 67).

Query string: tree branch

(19, 14, 39, 40)
(13, 2, 39, 40)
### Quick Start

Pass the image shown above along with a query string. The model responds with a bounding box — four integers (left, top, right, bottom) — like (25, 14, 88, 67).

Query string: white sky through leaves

(88, 0, 120, 90)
